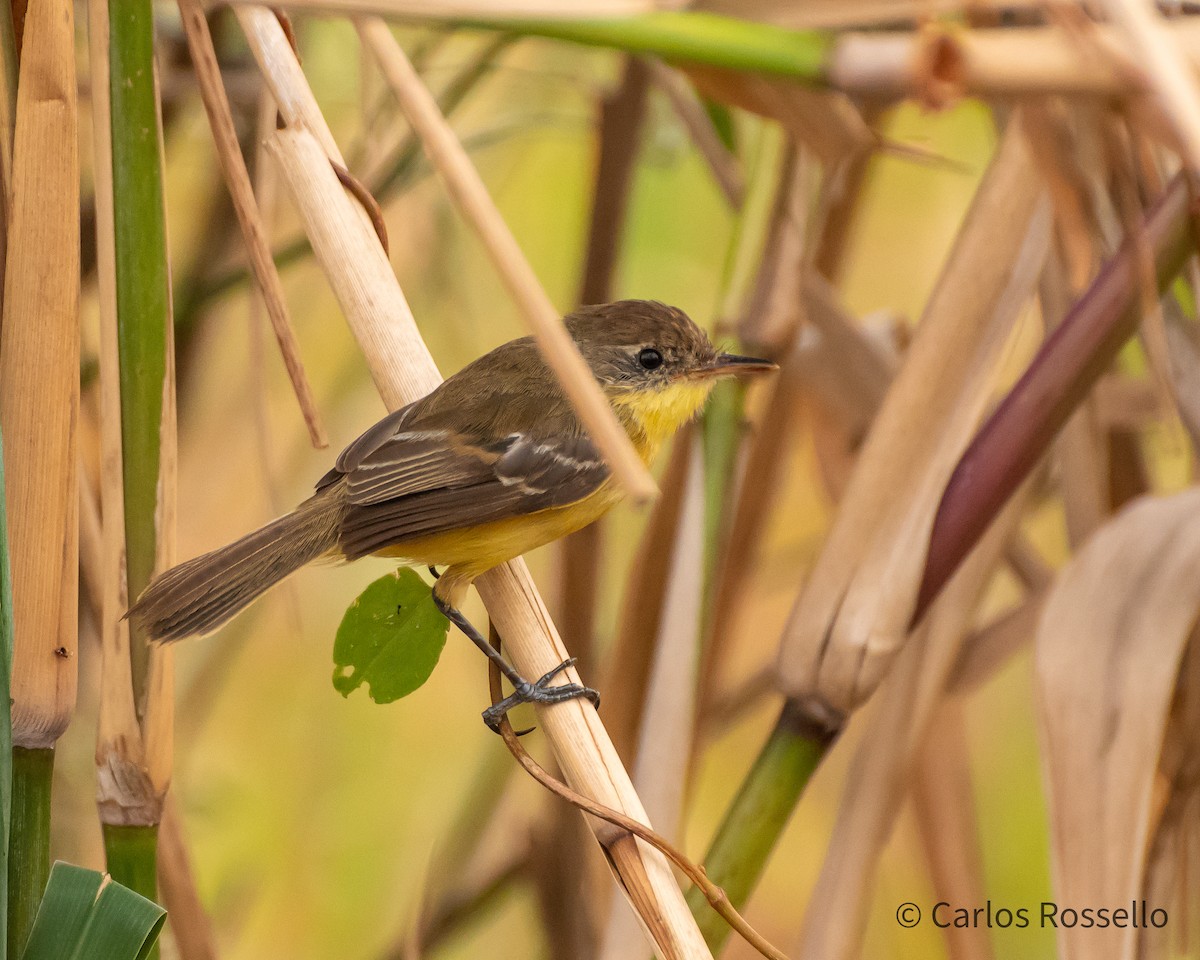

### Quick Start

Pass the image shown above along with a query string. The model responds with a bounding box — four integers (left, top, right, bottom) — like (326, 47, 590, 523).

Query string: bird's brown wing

(332, 427, 610, 560)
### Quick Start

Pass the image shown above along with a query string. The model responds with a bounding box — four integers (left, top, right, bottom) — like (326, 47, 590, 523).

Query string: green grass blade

(459, 12, 833, 80)
(19, 862, 164, 960)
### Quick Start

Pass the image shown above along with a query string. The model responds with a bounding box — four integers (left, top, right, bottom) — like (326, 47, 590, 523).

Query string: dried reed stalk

(267, 122, 710, 960)
(0, 0, 79, 749)
(597, 438, 705, 960)
(176, 0, 327, 449)
(88, 0, 175, 831)
(157, 793, 219, 960)
(237, 11, 711, 950)
(358, 17, 657, 504)
(918, 172, 1193, 614)
(1100, 0, 1200, 170)
(603, 429, 693, 763)
(912, 703, 993, 960)
(776, 116, 1050, 722)
(795, 485, 1030, 960)
(1035, 489, 1200, 960)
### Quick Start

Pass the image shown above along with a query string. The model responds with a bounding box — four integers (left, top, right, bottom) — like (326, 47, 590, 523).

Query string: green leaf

(333, 568, 449, 704)
(457, 12, 834, 81)
(19, 862, 165, 960)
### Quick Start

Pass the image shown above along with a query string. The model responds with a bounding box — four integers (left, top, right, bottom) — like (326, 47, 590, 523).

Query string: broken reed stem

(486, 641, 790, 960)
(691, 169, 1197, 949)
(1, 0, 78, 950)
(176, 0, 328, 449)
(358, 18, 658, 504)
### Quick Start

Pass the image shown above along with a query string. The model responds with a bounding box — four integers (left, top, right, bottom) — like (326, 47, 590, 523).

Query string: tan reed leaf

(795, 482, 1030, 960)
(0, 0, 80, 748)
(912, 701, 994, 960)
(357, 18, 657, 503)
(88, 0, 176, 824)
(604, 427, 695, 763)
(1100, 0, 1200, 173)
(158, 792, 219, 960)
(776, 116, 1050, 723)
(944, 590, 1043, 696)
(259, 106, 712, 960)
(598, 437, 706, 960)
(683, 66, 873, 170)
(177, 0, 328, 449)
(1034, 488, 1200, 960)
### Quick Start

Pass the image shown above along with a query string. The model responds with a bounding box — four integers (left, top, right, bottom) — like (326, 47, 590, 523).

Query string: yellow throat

(609, 379, 716, 459)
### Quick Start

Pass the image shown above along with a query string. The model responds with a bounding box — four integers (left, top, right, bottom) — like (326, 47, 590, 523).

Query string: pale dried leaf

(1035, 488, 1200, 960)
(795, 484, 1029, 960)
(598, 439, 705, 960)
(776, 115, 1050, 720)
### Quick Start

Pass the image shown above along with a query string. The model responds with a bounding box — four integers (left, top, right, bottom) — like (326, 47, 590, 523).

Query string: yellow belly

(373, 484, 620, 579)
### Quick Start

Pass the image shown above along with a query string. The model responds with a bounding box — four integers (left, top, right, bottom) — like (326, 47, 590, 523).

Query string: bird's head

(566, 299, 776, 393)
(566, 300, 777, 449)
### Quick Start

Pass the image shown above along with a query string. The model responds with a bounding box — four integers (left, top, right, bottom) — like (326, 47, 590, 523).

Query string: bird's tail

(127, 490, 344, 642)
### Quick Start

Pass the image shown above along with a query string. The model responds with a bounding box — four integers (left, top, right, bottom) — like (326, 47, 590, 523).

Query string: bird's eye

(637, 348, 663, 371)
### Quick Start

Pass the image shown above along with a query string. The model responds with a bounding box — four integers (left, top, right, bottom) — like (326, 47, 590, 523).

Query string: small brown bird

(129, 300, 775, 727)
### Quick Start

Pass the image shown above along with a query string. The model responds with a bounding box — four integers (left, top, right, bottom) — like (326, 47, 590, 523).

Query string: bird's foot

(481, 658, 601, 733)
(431, 591, 600, 734)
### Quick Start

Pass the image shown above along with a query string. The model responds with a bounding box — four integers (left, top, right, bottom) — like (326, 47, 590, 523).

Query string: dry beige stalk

(685, 66, 873, 170)
(794, 480, 1031, 960)
(0, 0, 80, 748)
(158, 793, 219, 960)
(777, 116, 1050, 721)
(1035, 488, 1200, 960)
(176, 0, 328, 449)
(598, 438, 705, 960)
(357, 18, 657, 504)
(604, 429, 694, 763)
(88, 0, 175, 826)
(944, 592, 1044, 696)
(912, 702, 994, 960)
(1100, 0, 1200, 172)
(257, 98, 711, 960)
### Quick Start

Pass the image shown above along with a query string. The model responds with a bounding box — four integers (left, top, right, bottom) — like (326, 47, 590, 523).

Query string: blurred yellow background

(54, 20, 1086, 960)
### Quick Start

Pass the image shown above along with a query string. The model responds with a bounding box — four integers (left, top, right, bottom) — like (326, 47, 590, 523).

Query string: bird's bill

(687, 353, 778, 380)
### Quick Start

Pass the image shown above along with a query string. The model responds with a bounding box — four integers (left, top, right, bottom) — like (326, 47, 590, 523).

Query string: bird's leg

(430, 590, 600, 732)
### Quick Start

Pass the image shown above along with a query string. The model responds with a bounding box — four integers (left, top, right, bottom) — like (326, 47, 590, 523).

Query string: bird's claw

(482, 657, 601, 733)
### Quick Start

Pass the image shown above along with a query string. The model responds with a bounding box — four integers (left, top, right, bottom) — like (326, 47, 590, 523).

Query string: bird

(128, 300, 776, 728)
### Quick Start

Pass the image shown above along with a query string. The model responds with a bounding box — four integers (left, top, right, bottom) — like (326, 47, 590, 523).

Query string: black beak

(690, 353, 778, 379)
